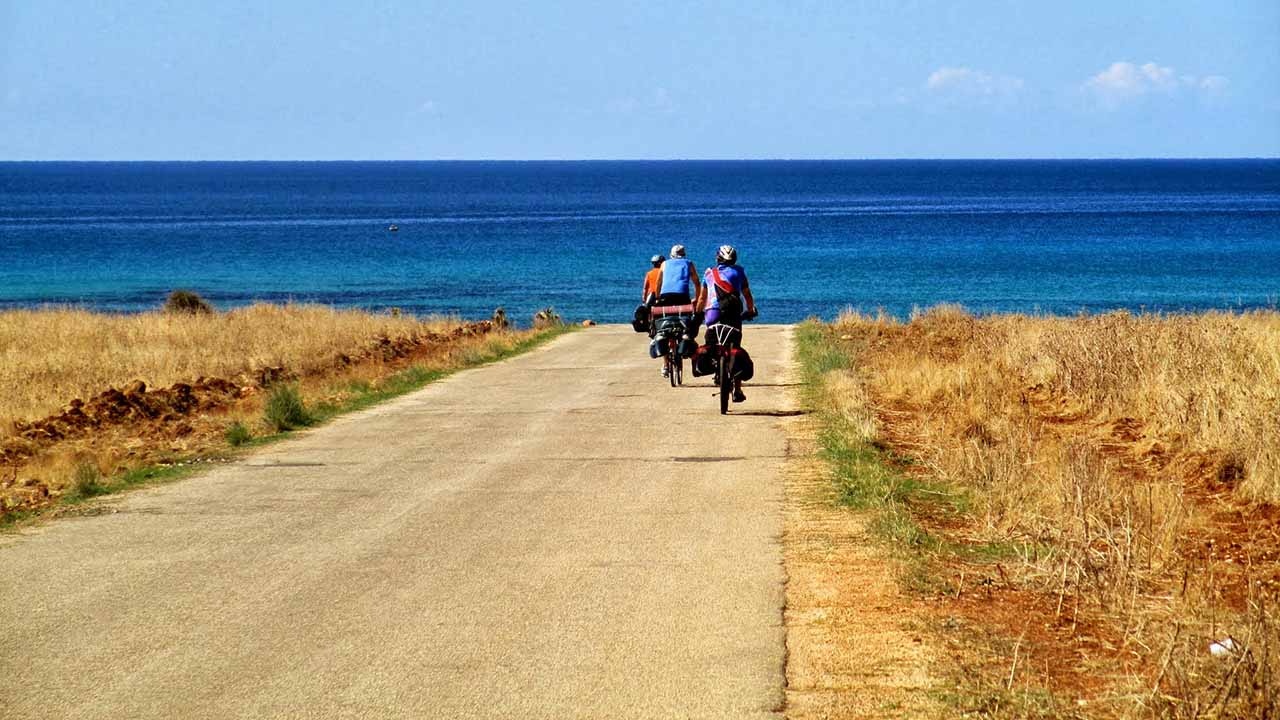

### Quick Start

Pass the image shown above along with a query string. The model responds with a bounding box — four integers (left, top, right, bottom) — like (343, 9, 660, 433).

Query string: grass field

(0, 303, 566, 519)
(800, 307, 1279, 719)
(0, 304, 477, 427)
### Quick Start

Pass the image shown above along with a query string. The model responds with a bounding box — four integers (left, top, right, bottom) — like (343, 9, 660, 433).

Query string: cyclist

(653, 245, 700, 377)
(699, 244, 757, 403)
(655, 244, 699, 307)
(641, 254, 664, 306)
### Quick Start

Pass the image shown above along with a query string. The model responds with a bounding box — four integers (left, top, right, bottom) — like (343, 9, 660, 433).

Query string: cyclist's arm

(742, 275, 756, 314)
(689, 263, 701, 303)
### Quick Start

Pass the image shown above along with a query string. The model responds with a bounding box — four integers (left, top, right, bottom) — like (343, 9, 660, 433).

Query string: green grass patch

(224, 421, 252, 447)
(70, 462, 107, 499)
(263, 383, 314, 432)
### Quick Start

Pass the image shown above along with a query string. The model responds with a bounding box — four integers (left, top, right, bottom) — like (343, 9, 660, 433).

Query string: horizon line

(2, 156, 1278, 163)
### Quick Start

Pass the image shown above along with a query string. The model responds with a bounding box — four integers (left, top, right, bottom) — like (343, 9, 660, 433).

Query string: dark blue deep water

(2, 160, 1278, 323)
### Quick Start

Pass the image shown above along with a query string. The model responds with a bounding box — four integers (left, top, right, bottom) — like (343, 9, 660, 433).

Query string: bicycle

(704, 309, 756, 414)
(651, 303, 695, 388)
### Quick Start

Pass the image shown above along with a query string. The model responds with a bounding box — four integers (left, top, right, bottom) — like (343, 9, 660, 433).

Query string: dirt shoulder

(784, 413, 942, 719)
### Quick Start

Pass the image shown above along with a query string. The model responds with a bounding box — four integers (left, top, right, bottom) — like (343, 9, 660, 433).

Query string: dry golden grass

(0, 303, 558, 517)
(0, 304, 462, 428)
(817, 307, 1280, 718)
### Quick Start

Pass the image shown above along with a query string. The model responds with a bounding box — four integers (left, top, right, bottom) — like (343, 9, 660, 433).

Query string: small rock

(1209, 637, 1237, 657)
(124, 379, 147, 396)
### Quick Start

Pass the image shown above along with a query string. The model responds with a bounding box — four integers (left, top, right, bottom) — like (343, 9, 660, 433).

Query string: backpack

(709, 267, 743, 317)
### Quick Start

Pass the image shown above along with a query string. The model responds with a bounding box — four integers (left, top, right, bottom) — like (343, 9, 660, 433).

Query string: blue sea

(2, 160, 1278, 324)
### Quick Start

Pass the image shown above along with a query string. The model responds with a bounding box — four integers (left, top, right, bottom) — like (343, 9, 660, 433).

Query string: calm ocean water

(2, 160, 1278, 324)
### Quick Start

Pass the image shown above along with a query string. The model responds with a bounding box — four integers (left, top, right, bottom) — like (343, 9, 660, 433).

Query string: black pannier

(653, 315, 686, 336)
(631, 304, 650, 333)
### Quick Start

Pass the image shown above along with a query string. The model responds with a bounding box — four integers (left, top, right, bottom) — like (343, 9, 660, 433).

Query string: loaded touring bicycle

(649, 302, 699, 387)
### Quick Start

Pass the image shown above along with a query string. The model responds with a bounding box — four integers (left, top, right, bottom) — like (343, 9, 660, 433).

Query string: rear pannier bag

(692, 345, 716, 377)
(678, 338, 698, 359)
(648, 338, 662, 359)
(631, 304, 650, 333)
(729, 347, 755, 382)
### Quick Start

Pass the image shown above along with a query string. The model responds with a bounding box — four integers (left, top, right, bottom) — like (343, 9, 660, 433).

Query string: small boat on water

(388, 224, 399, 232)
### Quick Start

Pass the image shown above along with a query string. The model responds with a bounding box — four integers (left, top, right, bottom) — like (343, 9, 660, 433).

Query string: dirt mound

(1, 377, 243, 464)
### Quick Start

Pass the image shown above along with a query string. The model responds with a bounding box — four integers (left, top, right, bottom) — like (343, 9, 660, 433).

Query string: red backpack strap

(710, 267, 735, 295)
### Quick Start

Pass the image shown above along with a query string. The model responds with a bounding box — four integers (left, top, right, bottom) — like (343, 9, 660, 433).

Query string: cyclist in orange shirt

(639, 254, 665, 338)
(642, 254, 664, 305)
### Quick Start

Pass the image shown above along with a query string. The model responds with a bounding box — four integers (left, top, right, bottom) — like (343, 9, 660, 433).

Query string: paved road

(2, 325, 795, 719)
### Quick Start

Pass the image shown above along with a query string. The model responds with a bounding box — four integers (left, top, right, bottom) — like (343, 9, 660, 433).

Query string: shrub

(532, 307, 562, 329)
(263, 384, 313, 432)
(224, 421, 252, 446)
(71, 462, 106, 498)
(163, 290, 214, 315)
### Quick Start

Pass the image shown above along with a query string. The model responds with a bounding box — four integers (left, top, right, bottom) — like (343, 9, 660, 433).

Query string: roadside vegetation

(1, 299, 570, 522)
(798, 307, 1279, 719)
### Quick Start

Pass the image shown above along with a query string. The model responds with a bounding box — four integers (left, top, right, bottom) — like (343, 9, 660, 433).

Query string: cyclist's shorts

(704, 307, 741, 329)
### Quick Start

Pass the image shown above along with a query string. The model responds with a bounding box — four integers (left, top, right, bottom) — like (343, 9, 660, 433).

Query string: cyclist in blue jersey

(698, 244, 758, 402)
(701, 245, 757, 329)
(655, 244, 700, 307)
(652, 245, 701, 377)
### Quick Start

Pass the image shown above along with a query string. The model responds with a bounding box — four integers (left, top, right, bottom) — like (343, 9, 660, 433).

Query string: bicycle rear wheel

(719, 353, 734, 414)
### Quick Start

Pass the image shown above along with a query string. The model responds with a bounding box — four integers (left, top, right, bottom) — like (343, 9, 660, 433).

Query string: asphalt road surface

(1, 324, 795, 719)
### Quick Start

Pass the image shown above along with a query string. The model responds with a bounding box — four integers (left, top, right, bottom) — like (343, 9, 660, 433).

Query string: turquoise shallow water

(1, 160, 1278, 323)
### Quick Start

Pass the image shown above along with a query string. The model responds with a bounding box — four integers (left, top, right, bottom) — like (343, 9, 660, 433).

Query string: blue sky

(2, 1, 1278, 159)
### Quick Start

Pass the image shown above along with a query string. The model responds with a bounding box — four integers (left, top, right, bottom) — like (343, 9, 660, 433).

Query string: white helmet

(670, 244, 686, 258)
(716, 245, 737, 264)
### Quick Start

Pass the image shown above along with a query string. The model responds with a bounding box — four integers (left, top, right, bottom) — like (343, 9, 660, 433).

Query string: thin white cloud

(1199, 75, 1229, 94)
(1083, 61, 1227, 107)
(925, 66, 1023, 102)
